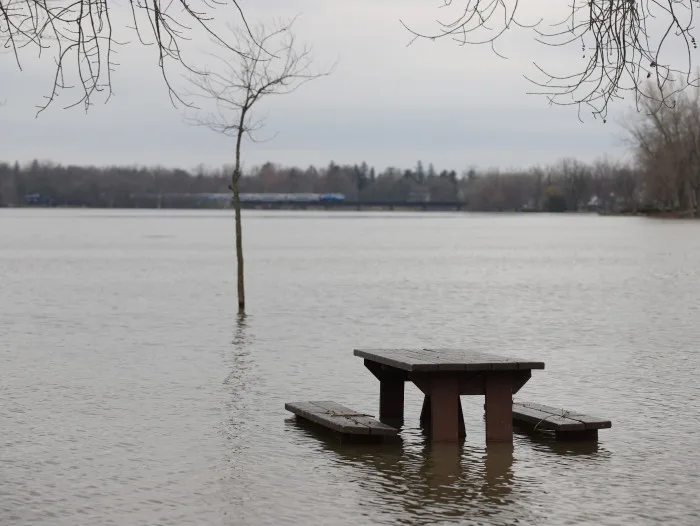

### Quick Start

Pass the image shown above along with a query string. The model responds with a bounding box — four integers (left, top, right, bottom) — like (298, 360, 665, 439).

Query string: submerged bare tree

(186, 18, 332, 313)
(404, 0, 700, 120)
(0, 1, 249, 114)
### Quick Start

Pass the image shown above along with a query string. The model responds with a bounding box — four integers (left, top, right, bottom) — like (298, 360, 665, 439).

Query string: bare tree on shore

(186, 17, 332, 313)
(624, 78, 700, 216)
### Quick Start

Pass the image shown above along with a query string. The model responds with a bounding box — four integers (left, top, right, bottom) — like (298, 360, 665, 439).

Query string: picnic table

(354, 348, 545, 443)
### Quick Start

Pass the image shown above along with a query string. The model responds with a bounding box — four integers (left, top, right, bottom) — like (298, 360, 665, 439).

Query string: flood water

(2, 209, 700, 525)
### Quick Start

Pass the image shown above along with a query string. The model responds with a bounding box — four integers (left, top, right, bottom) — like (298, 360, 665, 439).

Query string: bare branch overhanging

(5, 1, 697, 120)
(0, 0, 250, 115)
(402, 0, 700, 120)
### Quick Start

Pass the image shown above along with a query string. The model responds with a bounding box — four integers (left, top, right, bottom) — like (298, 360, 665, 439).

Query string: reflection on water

(3, 209, 700, 525)
(284, 416, 617, 525)
(223, 313, 252, 388)
(286, 418, 519, 524)
(481, 443, 514, 501)
(221, 313, 255, 482)
(513, 427, 610, 457)
(231, 311, 250, 349)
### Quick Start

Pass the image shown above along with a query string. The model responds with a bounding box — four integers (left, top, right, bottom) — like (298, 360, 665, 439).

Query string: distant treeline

(4, 81, 700, 216)
(0, 158, 647, 213)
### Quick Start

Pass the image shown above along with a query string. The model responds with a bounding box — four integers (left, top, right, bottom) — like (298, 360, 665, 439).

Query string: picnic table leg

(430, 378, 462, 442)
(379, 379, 404, 423)
(420, 395, 431, 428)
(421, 395, 466, 438)
(485, 375, 513, 443)
(363, 360, 406, 425)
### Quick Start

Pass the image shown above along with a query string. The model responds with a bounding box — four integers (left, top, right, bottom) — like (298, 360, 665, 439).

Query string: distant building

(408, 188, 431, 203)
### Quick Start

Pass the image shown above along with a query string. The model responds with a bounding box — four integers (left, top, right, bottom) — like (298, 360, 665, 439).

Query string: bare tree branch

(0, 1, 252, 115)
(185, 17, 334, 147)
(404, 0, 700, 120)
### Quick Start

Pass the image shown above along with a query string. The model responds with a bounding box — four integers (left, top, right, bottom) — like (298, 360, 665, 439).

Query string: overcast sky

(1, 1, 643, 173)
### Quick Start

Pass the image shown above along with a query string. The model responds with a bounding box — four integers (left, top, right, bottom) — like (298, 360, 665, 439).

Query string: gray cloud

(0, 1, 648, 172)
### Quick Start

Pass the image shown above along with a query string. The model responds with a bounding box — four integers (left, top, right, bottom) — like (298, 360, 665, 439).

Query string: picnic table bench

(286, 348, 611, 445)
(285, 400, 397, 440)
(513, 401, 612, 440)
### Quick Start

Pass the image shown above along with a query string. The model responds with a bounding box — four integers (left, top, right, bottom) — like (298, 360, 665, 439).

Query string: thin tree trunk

(232, 182, 245, 312)
(233, 122, 245, 313)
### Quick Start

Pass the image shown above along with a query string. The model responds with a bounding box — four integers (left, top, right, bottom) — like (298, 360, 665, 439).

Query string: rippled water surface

(2, 209, 700, 525)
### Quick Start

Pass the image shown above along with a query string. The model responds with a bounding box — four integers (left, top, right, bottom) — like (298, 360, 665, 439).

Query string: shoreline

(599, 210, 698, 219)
(2, 204, 698, 218)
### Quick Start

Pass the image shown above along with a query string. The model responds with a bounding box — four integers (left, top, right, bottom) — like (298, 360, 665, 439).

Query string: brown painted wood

(420, 395, 431, 428)
(485, 375, 514, 443)
(285, 401, 369, 434)
(430, 378, 461, 442)
(458, 399, 466, 438)
(555, 429, 599, 441)
(379, 379, 404, 423)
(354, 348, 545, 372)
(363, 359, 409, 381)
(518, 402, 611, 430)
(311, 401, 396, 435)
(420, 394, 466, 438)
(411, 376, 432, 396)
(417, 371, 513, 397)
(457, 373, 486, 395)
(285, 401, 398, 436)
(356, 348, 543, 443)
(513, 402, 611, 432)
(511, 370, 532, 394)
(512, 403, 585, 431)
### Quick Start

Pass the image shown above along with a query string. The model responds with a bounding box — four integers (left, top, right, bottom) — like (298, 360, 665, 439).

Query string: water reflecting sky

(2, 209, 699, 525)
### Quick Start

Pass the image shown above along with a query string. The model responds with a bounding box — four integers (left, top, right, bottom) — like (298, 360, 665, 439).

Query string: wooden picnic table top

(354, 348, 545, 373)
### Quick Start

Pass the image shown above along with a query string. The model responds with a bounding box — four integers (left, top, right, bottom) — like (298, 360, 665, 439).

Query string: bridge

(234, 199, 466, 211)
(131, 193, 466, 211)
